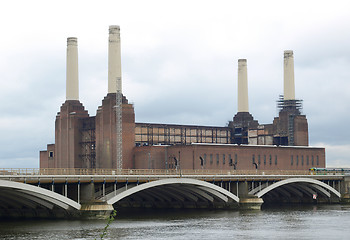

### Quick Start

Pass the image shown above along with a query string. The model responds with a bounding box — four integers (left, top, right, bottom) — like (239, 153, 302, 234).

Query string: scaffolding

(288, 114, 295, 146)
(79, 117, 96, 168)
(116, 89, 123, 170)
(276, 95, 303, 146)
(277, 95, 303, 114)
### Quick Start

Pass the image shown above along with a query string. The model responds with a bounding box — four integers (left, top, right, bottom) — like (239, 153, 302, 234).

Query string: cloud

(315, 143, 350, 168)
(0, 157, 38, 169)
(1, 0, 350, 168)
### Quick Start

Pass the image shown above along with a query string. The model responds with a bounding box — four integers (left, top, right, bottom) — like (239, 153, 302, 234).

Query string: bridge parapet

(1, 168, 315, 176)
(0, 169, 348, 219)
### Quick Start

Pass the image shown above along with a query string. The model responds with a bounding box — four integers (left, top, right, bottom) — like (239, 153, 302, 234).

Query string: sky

(0, 0, 349, 168)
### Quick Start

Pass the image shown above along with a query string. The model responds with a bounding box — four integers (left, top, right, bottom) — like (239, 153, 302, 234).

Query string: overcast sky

(0, 0, 349, 168)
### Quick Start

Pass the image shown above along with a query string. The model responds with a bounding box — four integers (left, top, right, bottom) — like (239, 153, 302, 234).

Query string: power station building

(40, 26, 325, 171)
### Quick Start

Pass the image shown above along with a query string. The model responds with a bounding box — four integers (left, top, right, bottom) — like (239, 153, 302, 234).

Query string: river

(0, 205, 350, 239)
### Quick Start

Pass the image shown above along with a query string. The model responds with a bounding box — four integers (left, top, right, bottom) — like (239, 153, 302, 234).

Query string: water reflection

(1, 205, 350, 239)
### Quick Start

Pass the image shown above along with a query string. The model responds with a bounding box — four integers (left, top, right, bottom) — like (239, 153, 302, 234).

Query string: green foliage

(96, 210, 117, 240)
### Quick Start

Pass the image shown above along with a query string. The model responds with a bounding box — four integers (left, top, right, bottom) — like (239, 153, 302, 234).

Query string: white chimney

(237, 59, 249, 112)
(108, 25, 122, 94)
(284, 50, 295, 100)
(66, 37, 79, 100)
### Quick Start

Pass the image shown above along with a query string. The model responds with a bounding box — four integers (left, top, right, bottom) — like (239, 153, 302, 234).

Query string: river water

(1, 205, 350, 240)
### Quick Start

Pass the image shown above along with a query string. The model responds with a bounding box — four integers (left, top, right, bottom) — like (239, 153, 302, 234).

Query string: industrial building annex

(40, 26, 325, 171)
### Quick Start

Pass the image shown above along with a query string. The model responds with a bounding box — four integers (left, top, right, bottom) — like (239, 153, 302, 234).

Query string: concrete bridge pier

(79, 182, 114, 219)
(237, 181, 264, 210)
(341, 176, 350, 203)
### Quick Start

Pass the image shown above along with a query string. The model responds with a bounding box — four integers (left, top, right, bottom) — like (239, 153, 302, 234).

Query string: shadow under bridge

(104, 178, 240, 209)
(249, 178, 341, 204)
(0, 179, 80, 218)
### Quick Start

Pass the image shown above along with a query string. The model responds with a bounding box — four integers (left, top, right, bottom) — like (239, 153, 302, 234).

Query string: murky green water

(1, 205, 350, 239)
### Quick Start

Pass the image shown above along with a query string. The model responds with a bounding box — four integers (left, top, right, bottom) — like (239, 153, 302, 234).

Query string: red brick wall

(273, 111, 309, 146)
(95, 93, 135, 169)
(95, 94, 115, 168)
(134, 146, 168, 169)
(40, 151, 48, 168)
(294, 115, 309, 146)
(122, 103, 135, 169)
(133, 144, 325, 171)
(54, 100, 89, 168)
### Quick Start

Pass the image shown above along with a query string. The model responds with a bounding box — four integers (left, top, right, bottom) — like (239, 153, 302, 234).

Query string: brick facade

(53, 100, 89, 168)
(40, 96, 322, 171)
(134, 144, 325, 171)
(40, 97, 323, 171)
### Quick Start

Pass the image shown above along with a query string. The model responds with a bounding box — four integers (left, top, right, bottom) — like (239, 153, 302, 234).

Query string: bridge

(0, 168, 349, 219)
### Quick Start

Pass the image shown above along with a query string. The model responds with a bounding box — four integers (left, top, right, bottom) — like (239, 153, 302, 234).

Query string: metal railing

(0, 168, 312, 176)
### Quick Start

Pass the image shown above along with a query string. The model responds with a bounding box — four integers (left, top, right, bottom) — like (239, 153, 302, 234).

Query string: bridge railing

(0, 168, 313, 176)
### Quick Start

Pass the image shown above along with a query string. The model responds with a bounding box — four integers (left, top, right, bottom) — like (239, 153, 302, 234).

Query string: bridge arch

(106, 178, 239, 208)
(0, 180, 81, 217)
(255, 178, 341, 201)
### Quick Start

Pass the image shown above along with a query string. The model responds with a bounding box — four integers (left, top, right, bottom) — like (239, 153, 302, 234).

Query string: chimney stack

(108, 25, 122, 94)
(237, 59, 249, 112)
(283, 50, 295, 100)
(66, 37, 79, 100)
